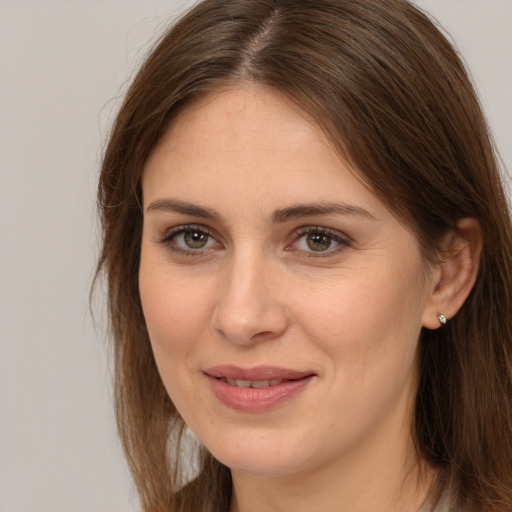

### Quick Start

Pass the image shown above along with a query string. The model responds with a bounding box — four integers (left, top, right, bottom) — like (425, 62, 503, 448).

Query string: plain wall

(0, 1, 510, 511)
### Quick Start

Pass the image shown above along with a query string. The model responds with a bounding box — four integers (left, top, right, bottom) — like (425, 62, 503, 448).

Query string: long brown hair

(96, 1, 512, 510)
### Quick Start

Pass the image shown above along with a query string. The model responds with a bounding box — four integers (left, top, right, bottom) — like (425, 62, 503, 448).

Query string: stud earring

(438, 314, 447, 325)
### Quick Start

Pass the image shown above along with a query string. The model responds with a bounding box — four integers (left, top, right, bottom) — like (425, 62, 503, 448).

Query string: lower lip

(206, 375, 314, 412)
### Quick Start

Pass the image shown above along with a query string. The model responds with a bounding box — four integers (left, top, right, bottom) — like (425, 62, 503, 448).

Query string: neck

(229, 427, 435, 512)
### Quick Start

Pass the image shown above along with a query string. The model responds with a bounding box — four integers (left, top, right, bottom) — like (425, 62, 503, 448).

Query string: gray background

(0, 1, 510, 511)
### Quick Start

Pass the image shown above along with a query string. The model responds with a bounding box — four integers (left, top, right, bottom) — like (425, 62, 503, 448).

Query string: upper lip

(204, 365, 315, 381)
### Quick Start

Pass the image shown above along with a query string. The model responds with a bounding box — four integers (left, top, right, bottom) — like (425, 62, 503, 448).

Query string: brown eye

(163, 225, 220, 253)
(183, 230, 210, 249)
(305, 233, 332, 251)
(291, 227, 350, 256)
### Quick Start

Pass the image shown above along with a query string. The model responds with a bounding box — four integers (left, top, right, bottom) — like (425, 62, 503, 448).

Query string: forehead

(141, 85, 396, 227)
(148, 85, 335, 169)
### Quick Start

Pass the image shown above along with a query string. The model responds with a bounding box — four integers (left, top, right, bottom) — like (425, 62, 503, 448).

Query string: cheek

(139, 267, 214, 413)
(292, 266, 426, 445)
(296, 260, 427, 378)
(138, 266, 216, 399)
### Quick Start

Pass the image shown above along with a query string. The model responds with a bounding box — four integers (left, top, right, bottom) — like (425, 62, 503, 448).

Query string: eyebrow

(146, 198, 375, 223)
(146, 198, 224, 223)
(272, 202, 375, 223)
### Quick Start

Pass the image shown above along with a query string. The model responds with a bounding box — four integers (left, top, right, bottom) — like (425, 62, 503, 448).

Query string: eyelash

(158, 224, 351, 257)
(288, 226, 351, 258)
(159, 224, 220, 255)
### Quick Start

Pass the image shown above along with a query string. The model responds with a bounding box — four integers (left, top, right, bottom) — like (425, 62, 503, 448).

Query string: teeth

(224, 378, 284, 388)
(251, 380, 271, 388)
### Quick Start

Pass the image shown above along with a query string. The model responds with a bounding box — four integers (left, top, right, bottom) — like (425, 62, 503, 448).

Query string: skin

(138, 85, 479, 512)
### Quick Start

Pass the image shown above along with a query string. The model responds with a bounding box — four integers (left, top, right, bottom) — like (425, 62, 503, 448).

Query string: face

(139, 86, 435, 478)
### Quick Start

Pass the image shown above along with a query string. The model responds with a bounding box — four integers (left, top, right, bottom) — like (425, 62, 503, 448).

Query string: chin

(202, 429, 312, 477)
(217, 453, 302, 477)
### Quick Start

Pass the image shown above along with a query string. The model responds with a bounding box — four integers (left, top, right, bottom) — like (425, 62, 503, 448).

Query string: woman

(96, 0, 512, 511)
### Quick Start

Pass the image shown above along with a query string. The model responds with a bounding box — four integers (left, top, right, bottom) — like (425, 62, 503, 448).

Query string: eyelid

(158, 224, 223, 253)
(287, 226, 351, 256)
(155, 223, 351, 258)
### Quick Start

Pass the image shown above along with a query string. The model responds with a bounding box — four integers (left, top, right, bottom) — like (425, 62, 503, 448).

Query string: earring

(438, 314, 447, 325)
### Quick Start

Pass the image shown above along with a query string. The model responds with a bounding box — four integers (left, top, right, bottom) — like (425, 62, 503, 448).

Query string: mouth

(204, 364, 315, 381)
(204, 365, 316, 412)
(219, 377, 288, 388)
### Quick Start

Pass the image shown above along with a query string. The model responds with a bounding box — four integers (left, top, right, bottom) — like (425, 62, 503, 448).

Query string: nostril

(211, 267, 289, 345)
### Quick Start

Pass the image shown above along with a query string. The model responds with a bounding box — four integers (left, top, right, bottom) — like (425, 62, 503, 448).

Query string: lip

(204, 365, 316, 412)
(205, 365, 313, 381)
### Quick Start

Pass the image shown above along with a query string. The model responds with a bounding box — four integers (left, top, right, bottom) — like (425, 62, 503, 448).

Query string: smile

(223, 378, 284, 388)
(204, 366, 316, 412)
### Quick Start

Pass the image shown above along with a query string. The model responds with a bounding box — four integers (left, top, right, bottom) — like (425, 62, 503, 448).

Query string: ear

(422, 218, 483, 330)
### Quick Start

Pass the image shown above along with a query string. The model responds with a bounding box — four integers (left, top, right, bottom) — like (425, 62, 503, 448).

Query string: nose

(212, 252, 288, 345)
